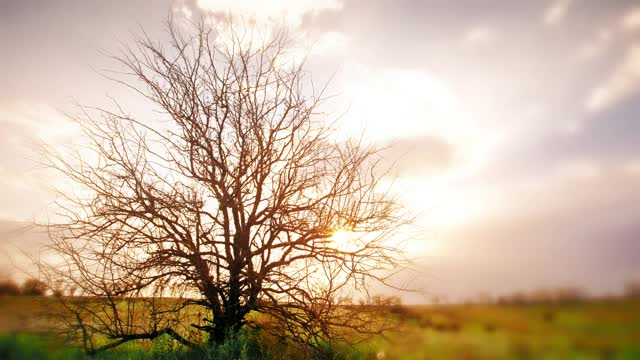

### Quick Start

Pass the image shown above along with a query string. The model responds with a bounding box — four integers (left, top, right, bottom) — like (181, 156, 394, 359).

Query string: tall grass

(0, 330, 364, 360)
(4, 299, 639, 359)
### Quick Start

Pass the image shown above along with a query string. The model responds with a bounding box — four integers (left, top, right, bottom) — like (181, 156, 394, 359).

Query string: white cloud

(621, 8, 640, 31)
(196, 0, 343, 30)
(463, 26, 495, 46)
(543, 0, 572, 25)
(337, 65, 503, 184)
(188, 0, 346, 62)
(586, 46, 640, 111)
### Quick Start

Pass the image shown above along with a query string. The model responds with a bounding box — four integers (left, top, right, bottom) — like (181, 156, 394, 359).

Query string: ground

(1, 296, 639, 359)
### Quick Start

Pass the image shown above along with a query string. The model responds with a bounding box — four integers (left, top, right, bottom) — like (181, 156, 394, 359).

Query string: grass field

(362, 300, 640, 359)
(1, 296, 639, 359)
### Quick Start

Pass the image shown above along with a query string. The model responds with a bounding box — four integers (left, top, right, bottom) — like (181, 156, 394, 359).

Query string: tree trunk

(210, 316, 241, 344)
(209, 260, 244, 344)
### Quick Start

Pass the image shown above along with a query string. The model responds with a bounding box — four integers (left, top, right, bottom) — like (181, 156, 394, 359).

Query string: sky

(1, 0, 640, 302)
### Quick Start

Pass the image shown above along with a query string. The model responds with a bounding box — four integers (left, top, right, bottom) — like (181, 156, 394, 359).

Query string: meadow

(1, 296, 639, 359)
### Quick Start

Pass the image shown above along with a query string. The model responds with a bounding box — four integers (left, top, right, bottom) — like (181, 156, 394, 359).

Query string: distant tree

(20, 278, 47, 296)
(39, 19, 408, 355)
(0, 279, 20, 296)
(625, 281, 640, 299)
(496, 287, 585, 305)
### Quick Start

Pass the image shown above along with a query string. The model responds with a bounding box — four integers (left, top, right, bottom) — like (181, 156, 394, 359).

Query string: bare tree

(39, 19, 408, 355)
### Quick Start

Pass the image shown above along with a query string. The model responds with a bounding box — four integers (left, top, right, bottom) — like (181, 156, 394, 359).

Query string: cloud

(339, 66, 483, 166)
(586, 46, 640, 111)
(196, 0, 343, 29)
(463, 26, 495, 46)
(621, 7, 640, 31)
(543, 0, 572, 25)
(183, 0, 347, 63)
(332, 64, 507, 202)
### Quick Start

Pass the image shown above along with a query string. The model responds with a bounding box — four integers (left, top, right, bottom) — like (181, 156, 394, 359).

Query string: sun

(331, 229, 350, 245)
(329, 229, 358, 251)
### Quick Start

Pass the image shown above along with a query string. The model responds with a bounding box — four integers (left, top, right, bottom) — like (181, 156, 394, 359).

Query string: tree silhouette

(20, 278, 47, 296)
(0, 278, 20, 296)
(39, 19, 408, 354)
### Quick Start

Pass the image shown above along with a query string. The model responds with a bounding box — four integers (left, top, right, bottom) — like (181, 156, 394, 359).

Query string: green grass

(0, 331, 366, 360)
(360, 300, 640, 359)
(0, 331, 262, 360)
(1, 296, 639, 359)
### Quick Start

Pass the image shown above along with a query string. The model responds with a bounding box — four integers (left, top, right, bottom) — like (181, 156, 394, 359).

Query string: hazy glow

(310, 32, 349, 55)
(342, 67, 466, 141)
(389, 177, 490, 231)
(339, 66, 502, 183)
(329, 229, 359, 252)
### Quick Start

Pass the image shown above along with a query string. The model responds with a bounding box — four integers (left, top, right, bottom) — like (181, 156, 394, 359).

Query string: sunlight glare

(329, 229, 358, 252)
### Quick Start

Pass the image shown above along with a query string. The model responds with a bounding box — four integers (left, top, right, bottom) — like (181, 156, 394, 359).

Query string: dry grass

(2, 296, 640, 359)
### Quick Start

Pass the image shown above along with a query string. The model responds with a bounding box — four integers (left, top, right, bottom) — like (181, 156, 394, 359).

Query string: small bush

(20, 279, 48, 296)
(0, 279, 20, 296)
(625, 281, 640, 299)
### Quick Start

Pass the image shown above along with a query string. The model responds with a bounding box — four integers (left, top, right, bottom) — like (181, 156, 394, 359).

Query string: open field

(1, 296, 640, 359)
(364, 300, 640, 359)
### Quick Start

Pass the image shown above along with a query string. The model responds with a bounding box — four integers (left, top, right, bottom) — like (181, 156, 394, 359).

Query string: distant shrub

(625, 281, 640, 299)
(542, 310, 555, 323)
(20, 279, 47, 296)
(0, 279, 20, 296)
(496, 287, 586, 305)
(484, 323, 496, 332)
(550, 287, 586, 303)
